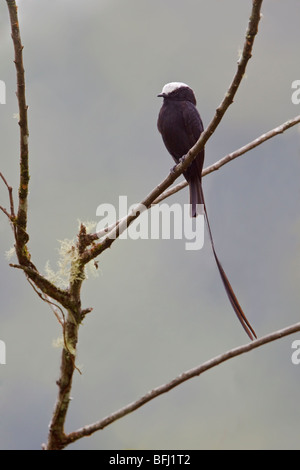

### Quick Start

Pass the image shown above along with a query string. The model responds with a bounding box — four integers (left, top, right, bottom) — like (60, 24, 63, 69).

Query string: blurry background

(0, 0, 299, 450)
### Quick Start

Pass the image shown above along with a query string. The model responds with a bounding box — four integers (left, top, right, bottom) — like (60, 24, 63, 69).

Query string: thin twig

(63, 321, 300, 447)
(154, 114, 300, 204)
(9, 263, 73, 310)
(27, 277, 65, 326)
(0, 205, 12, 220)
(26, 278, 81, 374)
(0, 171, 15, 218)
(0, 171, 17, 238)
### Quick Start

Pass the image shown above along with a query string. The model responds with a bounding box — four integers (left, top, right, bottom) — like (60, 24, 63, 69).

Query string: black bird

(157, 82, 256, 340)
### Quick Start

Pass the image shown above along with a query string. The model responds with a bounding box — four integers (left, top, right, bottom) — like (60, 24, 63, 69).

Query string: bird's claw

(170, 155, 186, 174)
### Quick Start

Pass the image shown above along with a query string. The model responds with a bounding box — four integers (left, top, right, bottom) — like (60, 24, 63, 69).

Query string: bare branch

(0, 205, 12, 220)
(0, 171, 15, 218)
(46, 225, 90, 450)
(46, 311, 80, 450)
(6, 0, 30, 264)
(63, 321, 300, 447)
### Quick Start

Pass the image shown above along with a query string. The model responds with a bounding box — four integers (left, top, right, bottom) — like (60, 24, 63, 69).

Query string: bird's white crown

(160, 82, 190, 95)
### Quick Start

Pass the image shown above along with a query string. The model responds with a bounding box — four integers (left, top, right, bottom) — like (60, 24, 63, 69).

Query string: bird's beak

(157, 93, 165, 98)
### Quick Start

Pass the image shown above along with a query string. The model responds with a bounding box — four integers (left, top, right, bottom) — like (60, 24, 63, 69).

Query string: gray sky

(0, 0, 300, 450)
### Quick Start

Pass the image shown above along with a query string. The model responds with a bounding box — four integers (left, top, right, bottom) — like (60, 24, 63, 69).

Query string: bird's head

(157, 82, 196, 105)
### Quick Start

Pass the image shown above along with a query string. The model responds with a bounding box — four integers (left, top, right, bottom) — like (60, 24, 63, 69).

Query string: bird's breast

(158, 102, 196, 160)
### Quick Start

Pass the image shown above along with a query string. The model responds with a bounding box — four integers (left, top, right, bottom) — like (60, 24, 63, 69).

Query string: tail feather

(189, 177, 203, 217)
(194, 181, 256, 341)
(212, 251, 257, 340)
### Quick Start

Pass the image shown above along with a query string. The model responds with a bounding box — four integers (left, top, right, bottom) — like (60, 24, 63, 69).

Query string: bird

(157, 82, 256, 340)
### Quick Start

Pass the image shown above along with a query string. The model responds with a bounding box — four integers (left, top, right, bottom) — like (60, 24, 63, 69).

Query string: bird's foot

(170, 155, 186, 174)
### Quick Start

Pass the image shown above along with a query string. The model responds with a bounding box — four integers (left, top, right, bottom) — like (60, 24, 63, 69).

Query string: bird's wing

(182, 101, 205, 181)
(182, 101, 204, 145)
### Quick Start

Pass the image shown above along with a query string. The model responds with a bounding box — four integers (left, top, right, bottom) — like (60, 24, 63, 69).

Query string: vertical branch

(6, 0, 30, 264)
(46, 312, 80, 450)
(6, 2, 84, 451)
(46, 225, 88, 450)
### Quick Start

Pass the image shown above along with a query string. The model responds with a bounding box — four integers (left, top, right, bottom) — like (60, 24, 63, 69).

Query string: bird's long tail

(189, 176, 203, 218)
(190, 177, 257, 340)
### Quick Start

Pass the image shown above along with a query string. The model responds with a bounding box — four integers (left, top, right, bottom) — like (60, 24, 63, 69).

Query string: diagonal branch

(62, 321, 300, 448)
